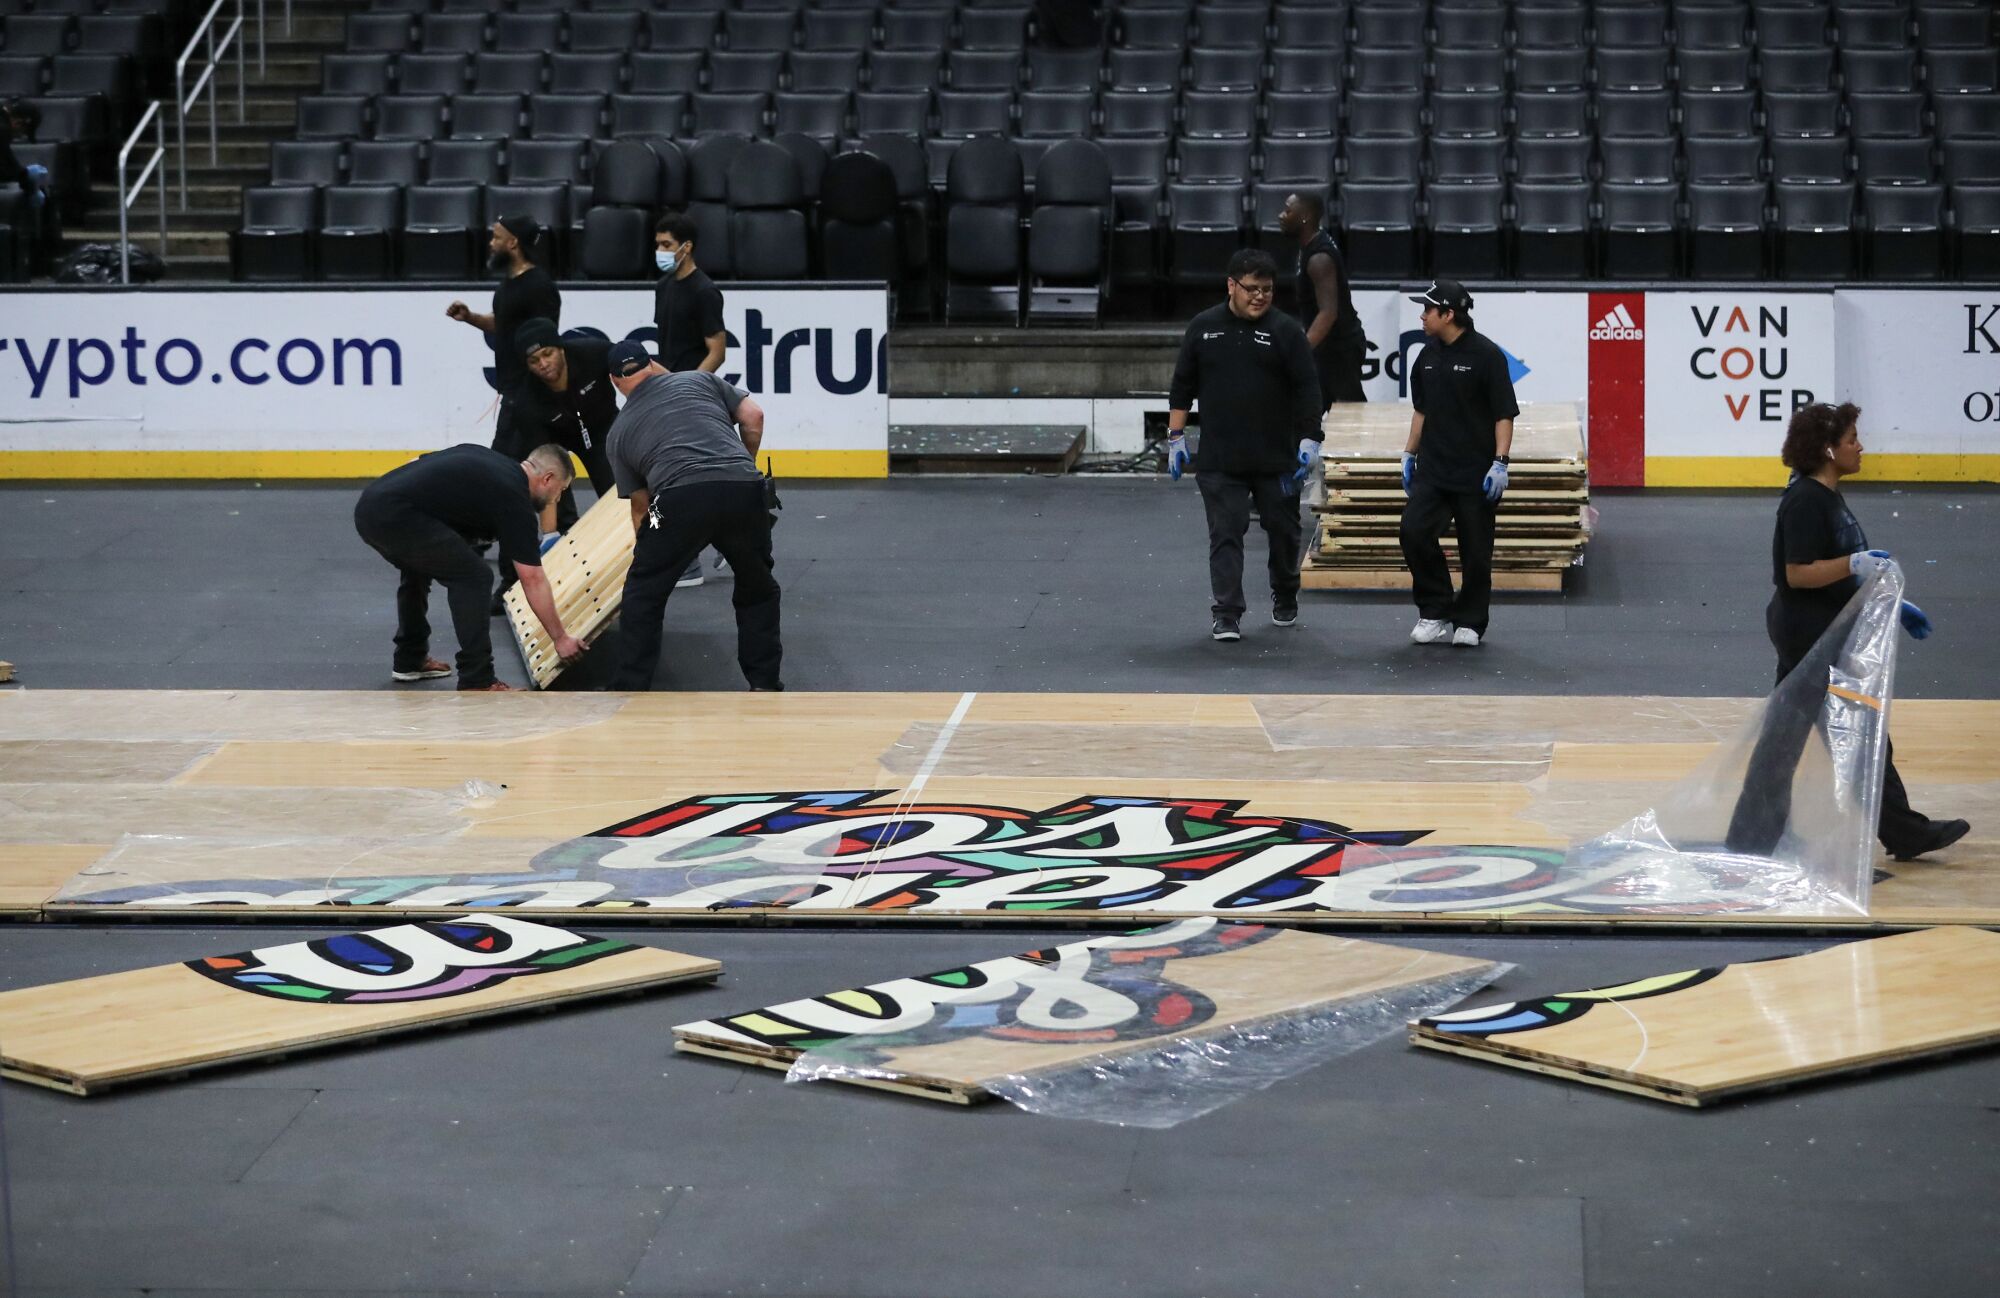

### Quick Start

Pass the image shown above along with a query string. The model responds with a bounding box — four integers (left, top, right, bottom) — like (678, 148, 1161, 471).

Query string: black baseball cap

(1410, 279, 1473, 313)
(607, 340, 652, 378)
(515, 317, 560, 358)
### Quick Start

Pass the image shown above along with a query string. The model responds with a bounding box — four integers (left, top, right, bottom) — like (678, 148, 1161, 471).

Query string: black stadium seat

(350, 140, 422, 186)
(818, 149, 902, 283)
(269, 140, 344, 187)
(232, 185, 317, 281)
(945, 135, 1025, 319)
(427, 139, 502, 186)
(319, 184, 401, 280)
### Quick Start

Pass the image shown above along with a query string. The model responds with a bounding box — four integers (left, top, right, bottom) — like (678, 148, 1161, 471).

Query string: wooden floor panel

(1, 690, 1992, 929)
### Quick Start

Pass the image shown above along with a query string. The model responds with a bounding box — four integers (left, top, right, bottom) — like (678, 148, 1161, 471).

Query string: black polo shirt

(1769, 475, 1869, 639)
(1410, 326, 1521, 490)
(490, 267, 561, 402)
(653, 267, 726, 373)
(516, 337, 619, 455)
(1167, 302, 1324, 475)
(357, 444, 543, 567)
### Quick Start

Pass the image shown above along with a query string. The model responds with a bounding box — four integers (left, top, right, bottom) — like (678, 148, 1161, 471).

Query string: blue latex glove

(1849, 548, 1893, 578)
(538, 531, 562, 555)
(1401, 452, 1416, 492)
(1899, 600, 1932, 640)
(1481, 458, 1509, 503)
(1166, 433, 1190, 481)
(1289, 438, 1321, 491)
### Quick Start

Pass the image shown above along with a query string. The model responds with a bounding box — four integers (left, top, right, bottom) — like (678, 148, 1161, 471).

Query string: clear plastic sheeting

(976, 964, 1509, 1128)
(1565, 565, 1906, 917)
(1254, 695, 1750, 752)
(0, 690, 624, 744)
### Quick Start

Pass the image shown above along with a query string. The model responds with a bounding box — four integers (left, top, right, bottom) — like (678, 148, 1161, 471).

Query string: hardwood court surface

(0, 915, 719, 1094)
(674, 919, 1497, 1104)
(503, 488, 634, 689)
(1411, 926, 2000, 1105)
(1, 689, 1994, 929)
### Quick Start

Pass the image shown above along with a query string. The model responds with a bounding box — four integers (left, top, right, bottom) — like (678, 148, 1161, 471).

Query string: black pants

(612, 480, 782, 691)
(1725, 604, 1931, 856)
(1314, 337, 1367, 406)
(1399, 477, 1495, 635)
(1196, 470, 1302, 621)
(354, 500, 498, 689)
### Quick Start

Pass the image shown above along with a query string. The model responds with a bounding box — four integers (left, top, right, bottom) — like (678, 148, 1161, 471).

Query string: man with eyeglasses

(1165, 248, 1324, 642)
(1399, 279, 1519, 649)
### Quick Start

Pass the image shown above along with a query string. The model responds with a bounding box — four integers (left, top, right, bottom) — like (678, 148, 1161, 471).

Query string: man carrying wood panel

(513, 317, 620, 536)
(1399, 279, 1520, 649)
(354, 445, 587, 691)
(603, 342, 782, 693)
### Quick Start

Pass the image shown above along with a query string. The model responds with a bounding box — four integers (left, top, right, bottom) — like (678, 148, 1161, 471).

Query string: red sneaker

(467, 681, 515, 692)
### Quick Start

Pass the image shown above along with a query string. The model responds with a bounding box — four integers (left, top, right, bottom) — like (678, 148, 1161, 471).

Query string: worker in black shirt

(653, 210, 731, 588)
(1399, 279, 1520, 649)
(353, 444, 586, 692)
(513, 318, 620, 536)
(1278, 192, 1367, 408)
(446, 215, 562, 464)
(1725, 402, 1968, 862)
(1165, 248, 1324, 642)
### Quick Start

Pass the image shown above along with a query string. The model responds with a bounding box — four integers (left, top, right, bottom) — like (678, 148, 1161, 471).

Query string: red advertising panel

(1587, 293, 1647, 486)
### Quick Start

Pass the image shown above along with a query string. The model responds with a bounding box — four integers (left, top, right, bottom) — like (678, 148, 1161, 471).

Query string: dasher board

(673, 917, 1496, 1104)
(504, 486, 633, 689)
(1410, 926, 2000, 1107)
(0, 916, 718, 1095)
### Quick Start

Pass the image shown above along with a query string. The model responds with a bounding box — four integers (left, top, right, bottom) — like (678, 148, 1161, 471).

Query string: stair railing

(174, 0, 251, 210)
(117, 100, 170, 285)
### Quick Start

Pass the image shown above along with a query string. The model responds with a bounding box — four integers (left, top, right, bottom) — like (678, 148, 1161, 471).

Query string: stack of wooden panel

(503, 487, 632, 689)
(1304, 401, 1589, 592)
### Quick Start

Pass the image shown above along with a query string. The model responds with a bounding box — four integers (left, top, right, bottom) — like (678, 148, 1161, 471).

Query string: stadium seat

(449, 93, 523, 141)
(349, 140, 422, 186)
(319, 184, 401, 280)
(688, 132, 747, 276)
(509, 137, 585, 186)
(295, 95, 370, 140)
(1167, 179, 1247, 287)
(397, 53, 470, 96)
(818, 148, 902, 283)
(854, 90, 930, 137)
(945, 135, 1025, 319)
(1865, 181, 1944, 277)
(1027, 137, 1111, 319)
(936, 89, 1012, 139)
(1688, 179, 1767, 278)
(1428, 180, 1507, 278)
(426, 139, 502, 186)
(1027, 47, 1101, 91)
(802, 9, 873, 50)
(726, 139, 811, 278)
(232, 185, 317, 281)
(1601, 180, 1680, 277)
(1335, 178, 1421, 279)
(1951, 182, 2000, 278)
(1019, 89, 1094, 139)
(709, 51, 783, 95)
(269, 140, 344, 187)
(1511, 180, 1593, 278)
(791, 51, 865, 94)
(374, 94, 450, 142)
(321, 53, 393, 97)
(472, 52, 542, 96)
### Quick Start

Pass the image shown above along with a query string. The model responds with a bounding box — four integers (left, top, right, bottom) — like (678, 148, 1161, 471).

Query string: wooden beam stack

(503, 487, 633, 689)
(1304, 401, 1590, 593)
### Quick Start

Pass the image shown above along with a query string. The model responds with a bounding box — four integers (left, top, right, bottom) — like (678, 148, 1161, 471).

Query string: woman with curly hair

(1727, 401, 1969, 862)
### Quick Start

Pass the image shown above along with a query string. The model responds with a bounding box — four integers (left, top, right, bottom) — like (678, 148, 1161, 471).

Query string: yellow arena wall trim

(1643, 454, 2000, 488)
(0, 448, 889, 480)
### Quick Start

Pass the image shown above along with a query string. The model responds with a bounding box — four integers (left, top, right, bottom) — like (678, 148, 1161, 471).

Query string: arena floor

(1, 478, 1996, 1297)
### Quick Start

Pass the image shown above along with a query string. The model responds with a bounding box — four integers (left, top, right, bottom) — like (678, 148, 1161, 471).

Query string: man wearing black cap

(1165, 248, 1324, 642)
(514, 318, 620, 535)
(601, 342, 782, 692)
(1279, 192, 1368, 409)
(1399, 279, 1520, 649)
(446, 215, 561, 464)
(354, 443, 587, 691)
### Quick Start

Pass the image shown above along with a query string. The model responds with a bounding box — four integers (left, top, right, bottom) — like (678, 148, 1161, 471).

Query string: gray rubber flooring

(1, 478, 1997, 1297)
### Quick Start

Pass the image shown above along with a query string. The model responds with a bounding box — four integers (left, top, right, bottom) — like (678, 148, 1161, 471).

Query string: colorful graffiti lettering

(1417, 967, 1727, 1037)
(684, 918, 1279, 1055)
(69, 790, 1799, 917)
(185, 916, 635, 1003)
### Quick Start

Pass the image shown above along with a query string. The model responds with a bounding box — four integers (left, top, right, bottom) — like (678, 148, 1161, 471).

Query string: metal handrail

(174, 0, 248, 210)
(117, 101, 169, 285)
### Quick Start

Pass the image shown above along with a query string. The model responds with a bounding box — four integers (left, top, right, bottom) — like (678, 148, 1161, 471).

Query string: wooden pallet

(0, 660, 12, 683)
(674, 918, 1498, 1105)
(0, 916, 719, 1095)
(503, 488, 633, 690)
(1410, 926, 2000, 1106)
(1301, 567, 1569, 591)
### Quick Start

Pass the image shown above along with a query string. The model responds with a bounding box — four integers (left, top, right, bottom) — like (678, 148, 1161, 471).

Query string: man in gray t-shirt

(603, 343, 782, 691)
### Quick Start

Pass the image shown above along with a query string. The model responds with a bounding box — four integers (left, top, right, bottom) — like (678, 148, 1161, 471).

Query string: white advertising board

(0, 285, 890, 477)
(1836, 290, 2000, 474)
(1352, 289, 1590, 416)
(1641, 292, 1836, 481)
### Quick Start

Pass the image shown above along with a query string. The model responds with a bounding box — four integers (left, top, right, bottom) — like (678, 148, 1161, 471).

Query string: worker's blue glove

(1289, 438, 1322, 491)
(1401, 451, 1416, 492)
(538, 532, 562, 555)
(1849, 548, 1893, 578)
(1899, 600, 1932, 640)
(1482, 458, 1509, 503)
(1166, 433, 1190, 481)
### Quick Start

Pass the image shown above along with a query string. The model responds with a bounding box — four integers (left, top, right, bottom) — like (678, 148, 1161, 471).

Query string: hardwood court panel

(0, 845, 98, 914)
(675, 921, 1496, 1103)
(503, 488, 637, 689)
(1411, 926, 2000, 1105)
(0, 917, 719, 1095)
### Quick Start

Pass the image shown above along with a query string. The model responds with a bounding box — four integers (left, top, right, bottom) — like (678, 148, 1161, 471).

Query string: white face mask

(655, 250, 677, 273)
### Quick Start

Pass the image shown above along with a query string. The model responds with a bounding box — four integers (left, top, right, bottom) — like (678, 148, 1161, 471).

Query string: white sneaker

(675, 561, 704, 589)
(1451, 626, 1481, 647)
(1410, 618, 1455, 645)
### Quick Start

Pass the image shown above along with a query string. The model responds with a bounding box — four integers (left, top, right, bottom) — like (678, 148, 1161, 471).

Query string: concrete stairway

(66, 0, 367, 279)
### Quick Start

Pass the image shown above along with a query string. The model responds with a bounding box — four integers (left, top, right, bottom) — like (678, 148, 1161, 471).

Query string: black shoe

(1271, 605, 1298, 628)
(1890, 818, 1971, 862)
(1211, 617, 1241, 642)
(750, 682, 785, 691)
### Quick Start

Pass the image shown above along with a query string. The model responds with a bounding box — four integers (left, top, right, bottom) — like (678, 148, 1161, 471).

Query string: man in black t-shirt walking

(1399, 280, 1520, 649)
(446, 215, 561, 460)
(1165, 248, 1325, 642)
(354, 444, 587, 691)
(1279, 193, 1368, 409)
(514, 318, 620, 534)
(652, 210, 731, 587)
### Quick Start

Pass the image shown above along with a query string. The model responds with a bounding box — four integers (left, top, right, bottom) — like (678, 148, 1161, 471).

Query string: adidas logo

(1590, 304, 1644, 341)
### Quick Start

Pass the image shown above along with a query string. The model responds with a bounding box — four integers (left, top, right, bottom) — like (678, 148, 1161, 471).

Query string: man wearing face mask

(354, 443, 587, 692)
(652, 210, 731, 587)
(513, 318, 620, 537)
(446, 215, 561, 606)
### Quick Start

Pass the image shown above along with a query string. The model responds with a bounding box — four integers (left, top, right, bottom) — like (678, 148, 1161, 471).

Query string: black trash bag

(53, 241, 166, 284)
